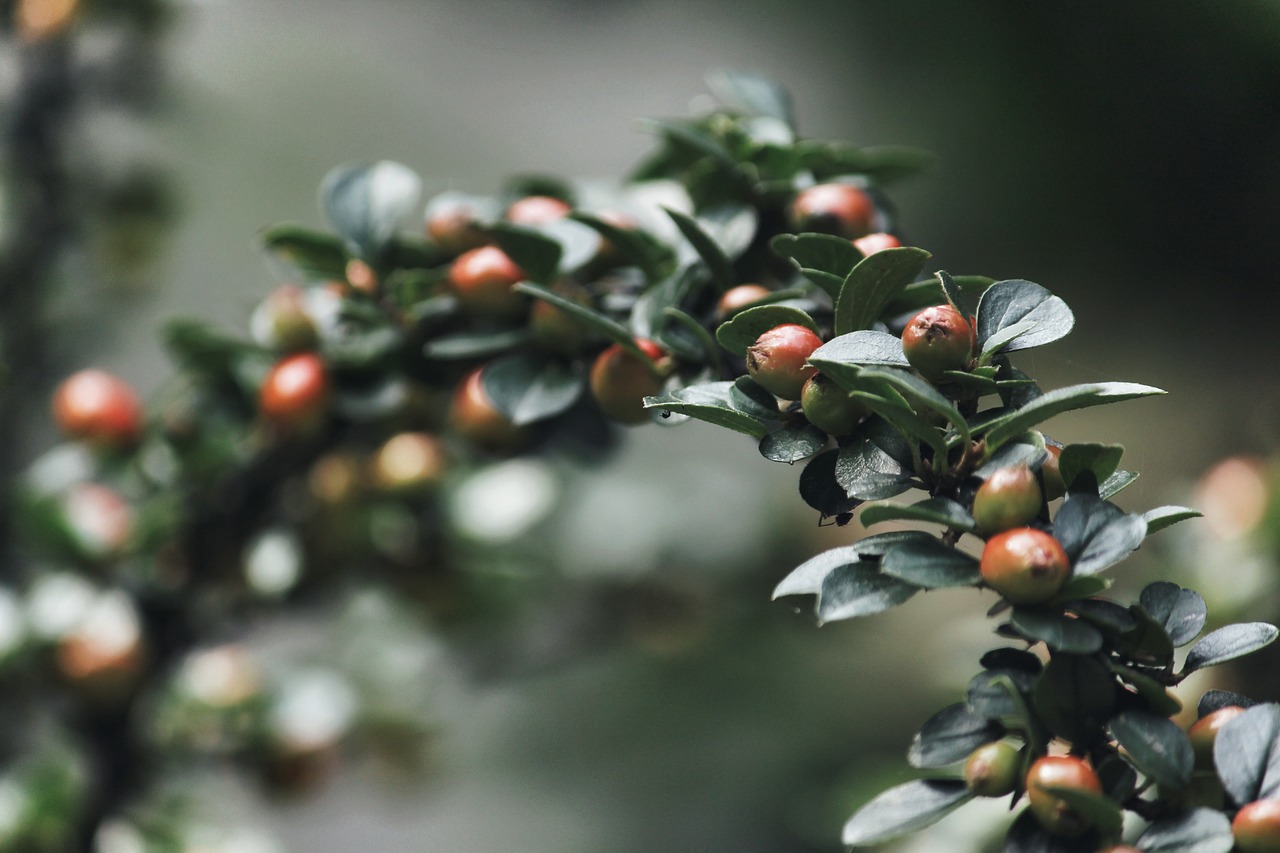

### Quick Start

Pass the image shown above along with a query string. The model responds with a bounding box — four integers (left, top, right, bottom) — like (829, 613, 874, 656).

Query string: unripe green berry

(1025, 755, 1102, 837)
(980, 527, 1070, 605)
(1233, 799, 1280, 853)
(589, 339, 666, 425)
(973, 466, 1042, 534)
(901, 304, 975, 382)
(800, 373, 867, 436)
(964, 742, 1020, 798)
(745, 324, 822, 401)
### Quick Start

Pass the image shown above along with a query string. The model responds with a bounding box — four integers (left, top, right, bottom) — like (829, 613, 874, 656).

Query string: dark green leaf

(638, 118, 739, 169)
(1183, 623, 1279, 675)
(695, 204, 757, 260)
(1059, 443, 1124, 494)
(320, 161, 421, 259)
(881, 539, 981, 589)
(534, 217, 604, 273)
(759, 423, 827, 463)
(980, 383, 1166, 450)
(980, 319, 1038, 359)
(887, 275, 994, 318)
(643, 382, 769, 438)
(968, 669, 1037, 721)
(808, 330, 910, 369)
(481, 354, 583, 426)
(1109, 710, 1193, 790)
(1052, 493, 1147, 577)
(861, 498, 977, 534)
(798, 141, 938, 185)
(1008, 607, 1104, 654)
(819, 562, 918, 623)
(259, 224, 349, 280)
(1038, 784, 1124, 838)
(841, 779, 972, 847)
(1215, 703, 1280, 805)
(1137, 808, 1234, 853)
(664, 207, 735, 290)
(714, 304, 819, 358)
(854, 366, 967, 436)
(769, 232, 860, 297)
(1144, 506, 1203, 534)
(705, 68, 795, 126)
(515, 282, 642, 355)
(800, 449, 862, 518)
(1117, 606, 1176, 667)
(1111, 663, 1183, 718)
(908, 704, 1004, 769)
(1198, 690, 1257, 718)
(976, 440, 1049, 478)
(1099, 469, 1140, 500)
(569, 212, 673, 282)
(835, 247, 932, 335)
(1139, 582, 1207, 647)
(421, 328, 529, 360)
(1053, 575, 1111, 601)
(1002, 809, 1100, 853)
(850, 530, 935, 559)
(773, 545, 862, 599)
(1033, 654, 1117, 743)
(728, 376, 781, 420)
(980, 648, 1043, 675)
(490, 223, 562, 284)
(935, 270, 963, 311)
(975, 280, 1074, 354)
(1068, 599, 1137, 633)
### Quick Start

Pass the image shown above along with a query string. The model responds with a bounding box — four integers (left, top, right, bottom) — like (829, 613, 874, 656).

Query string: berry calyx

(973, 466, 1043, 534)
(715, 284, 771, 318)
(448, 368, 524, 453)
(800, 373, 867, 436)
(788, 183, 876, 238)
(964, 741, 1020, 798)
(449, 246, 528, 320)
(980, 527, 1070, 605)
(506, 195, 571, 226)
(1025, 755, 1102, 837)
(901, 304, 976, 382)
(1188, 705, 1246, 769)
(53, 369, 144, 450)
(746, 324, 822, 401)
(260, 353, 329, 433)
(853, 232, 902, 256)
(589, 339, 666, 425)
(1233, 799, 1280, 853)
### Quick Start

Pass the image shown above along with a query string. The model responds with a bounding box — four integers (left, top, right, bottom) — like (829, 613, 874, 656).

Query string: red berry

(1025, 755, 1102, 837)
(1041, 443, 1067, 500)
(426, 199, 487, 255)
(1234, 799, 1280, 853)
(852, 232, 902, 256)
(53, 369, 144, 450)
(1188, 705, 1246, 769)
(448, 368, 524, 453)
(901, 304, 976, 382)
(980, 527, 1070, 605)
(506, 195, 571, 226)
(964, 741, 1021, 797)
(589, 339, 666, 425)
(715, 284, 771, 318)
(800, 373, 867, 436)
(973, 466, 1043, 534)
(746, 324, 822, 401)
(449, 246, 528, 320)
(260, 353, 329, 432)
(788, 183, 876, 238)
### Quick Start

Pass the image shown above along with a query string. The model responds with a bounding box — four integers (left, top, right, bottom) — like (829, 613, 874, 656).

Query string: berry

(715, 284, 771, 318)
(345, 259, 378, 295)
(529, 283, 592, 355)
(1041, 443, 1067, 500)
(853, 232, 902, 256)
(589, 339, 666, 425)
(980, 527, 1070, 605)
(973, 466, 1043, 534)
(788, 183, 876, 238)
(506, 195, 571, 226)
(1025, 755, 1102, 837)
(426, 199, 487, 255)
(1233, 799, 1280, 853)
(53, 369, 144, 450)
(252, 285, 319, 351)
(260, 353, 329, 432)
(800, 373, 867, 436)
(964, 741, 1020, 798)
(746, 324, 822, 400)
(370, 432, 447, 495)
(901, 304, 975, 382)
(449, 246, 528, 320)
(449, 368, 524, 453)
(1188, 705, 1246, 769)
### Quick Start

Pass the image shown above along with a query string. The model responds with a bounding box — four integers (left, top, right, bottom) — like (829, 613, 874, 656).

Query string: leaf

(853, 366, 967, 436)
(769, 232, 860, 298)
(759, 423, 827, 463)
(800, 449, 862, 518)
(980, 383, 1166, 450)
(887, 275, 994, 318)
(728, 376, 780, 420)
(490, 223, 563, 284)
(1038, 785, 1124, 838)
(979, 648, 1043, 676)
(515, 282, 642, 355)
(1099, 469, 1140, 500)
(1068, 599, 1137, 633)
(798, 140, 938, 185)
(1002, 809, 1101, 853)
(1059, 443, 1124, 494)
(1137, 808, 1234, 853)
(834, 247, 932, 335)
(1117, 605, 1176, 668)
(481, 354, 584, 426)
(980, 319, 1038, 359)
(714, 304, 819, 357)
(1182, 622, 1279, 675)
(818, 562, 918, 623)
(643, 382, 770, 438)
(773, 545, 863, 599)
(1052, 493, 1147, 577)
(259, 225, 349, 280)
(841, 779, 972, 847)
(1139, 582, 1207, 647)
(808, 330, 911, 370)
(1033, 654, 1117, 743)
(908, 704, 1004, 769)
(881, 539, 981, 589)
(935, 270, 963, 311)
(1008, 607, 1104, 654)
(861, 498, 977, 534)
(1198, 690, 1257, 718)
(833, 437, 915, 501)
(968, 669, 1037, 721)
(975, 280, 1074, 354)
(976, 440, 1049, 478)
(705, 68, 795, 126)
(1143, 506, 1203, 534)
(664, 207, 734, 290)
(320, 161, 421, 259)
(1109, 710, 1194, 790)
(1111, 662, 1183, 718)
(569, 212, 673, 282)
(421, 328, 529, 360)
(1215, 703, 1280, 806)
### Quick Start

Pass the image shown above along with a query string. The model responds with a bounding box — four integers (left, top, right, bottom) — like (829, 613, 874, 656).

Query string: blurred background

(9, 0, 1280, 850)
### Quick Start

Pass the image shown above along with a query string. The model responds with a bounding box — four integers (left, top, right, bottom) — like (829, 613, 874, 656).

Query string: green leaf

(835, 247, 932, 335)
(1109, 710, 1193, 790)
(880, 539, 981, 589)
(642, 382, 770, 438)
(1038, 785, 1124, 839)
(1139, 582, 1207, 647)
(1143, 505, 1203, 534)
(320, 160, 421, 259)
(1215, 703, 1280, 805)
(1137, 808, 1234, 853)
(975, 280, 1074, 354)
(1002, 809, 1101, 853)
(854, 366, 967, 438)
(533, 217, 605, 273)
(1008, 607, 1104, 654)
(935, 270, 963, 311)
(1099, 469, 1140, 500)
(1069, 599, 1137, 633)
(1116, 605, 1176, 668)
(664, 207, 735, 290)
(569, 212, 673, 282)
(799, 449, 863, 518)
(714, 304, 819, 357)
(481, 353, 584, 426)
(1033, 654, 1117, 743)
(808, 330, 910, 370)
(695, 204, 758, 260)
(729, 376, 780, 420)
(769, 232, 860, 298)
(798, 141, 938, 185)
(515, 282, 642, 356)
(773, 545, 862, 599)
(819, 562, 918, 623)
(980, 319, 1038, 359)
(1059, 443, 1124, 494)
(759, 423, 827, 463)
(705, 68, 794, 127)
(1182, 622, 1280, 675)
(833, 432, 916, 501)
(967, 669, 1037, 721)
(259, 225, 349, 280)
(980, 383, 1166, 450)
(1198, 690, 1257, 718)
(1110, 662, 1183, 718)
(638, 118, 739, 170)
(421, 328, 529, 360)
(490, 223, 563, 284)
(841, 779, 972, 847)
(1053, 575, 1111, 602)
(908, 704, 1004, 769)
(887, 275, 994, 318)
(861, 498, 977, 534)
(1050, 493, 1147, 577)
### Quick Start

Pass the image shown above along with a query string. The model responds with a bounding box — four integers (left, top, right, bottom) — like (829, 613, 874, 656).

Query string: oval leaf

(482, 354, 584, 426)
(819, 562, 917, 623)
(1143, 505, 1203, 534)
(714, 304, 819, 358)
(320, 160, 422, 258)
(1214, 702, 1280, 805)
(1137, 807, 1234, 853)
(773, 545, 862, 600)
(1008, 607, 1104, 654)
(1182, 622, 1279, 675)
(1139, 582, 1207, 647)
(980, 383, 1166, 450)
(835, 247, 931, 335)
(975, 279, 1074, 354)
(643, 382, 770, 438)
(861, 498, 977, 534)
(881, 539, 981, 589)
(908, 703, 1004, 769)
(664, 206, 735, 290)
(841, 779, 972, 847)
(799, 449, 863, 519)
(808, 330, 910, 369)
(759, 423, 827, 463)
(1109, 710, 1194, 791)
